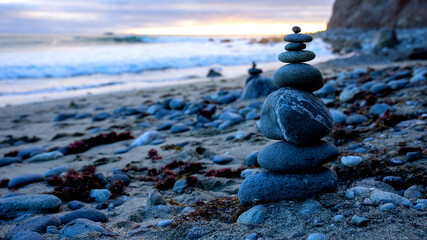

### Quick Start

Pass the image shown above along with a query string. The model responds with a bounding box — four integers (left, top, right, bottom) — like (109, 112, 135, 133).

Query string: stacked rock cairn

(238, 26, 339, 205)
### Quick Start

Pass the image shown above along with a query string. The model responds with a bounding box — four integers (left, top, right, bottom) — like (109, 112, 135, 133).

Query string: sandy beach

(0, 58, 426, 239)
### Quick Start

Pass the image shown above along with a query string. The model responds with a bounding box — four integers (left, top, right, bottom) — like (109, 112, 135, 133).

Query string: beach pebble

(17, 147, 45, 160)
(341, 156, 364, 167)
(173, 179, 187, 193)
(245, 151, 259, 167)
(238, 167, 337, 205)
(27, 151, 63, 163)
(59, 208, 108, 224)
(300, 199, 323, 215)
(340, 89, 358, 103)
(217, 92, 239, 105)
(92, 112, 111, 122)
(272, 64, 324, 92)
(241, 77, 275, 99)
(369, 103, 393, 115)
(240, 169, 262, 178)
(158, 219, 173, 227)
(403, 185, 425, 199)
(258, 140, 339, 172)
(346, 187, 371, 199)
(147, 189, 167, 205)
(380, 203, 395, 211)
(285, 42, 306, 51)
(90, 189, 111, 203)
(235, 130, 246, 140)
(345, 114, 368, 125)
(74, 113, 91, 119)
(314, 83, 336, 98)
(218, 120, 233, 130)
(60, 218, 111, 239)
(370, 83, 390, 95)
(237, 205, 267, 224)
(110, 173, 130, 185)
(414, 203, 427, 211)
(245, 110, 260, 120)
(246, 232, 259, 240)
(43, 165, 69, 177)
(210, 156, 233, 164)
(54, 113, 76, 122)
(388, 79, 409, 90)
(284, 33, 313, 42)
(169, 99, 185, 109)
(46, 225, 59, 234)
(187, 226, 206, 239)
(333, 215, 344, 221)
(0, 157, 22, 167)
(278, 50, 315, 63)
(370, 189, 412, 207)
(170, 124, 190, 133)
(259, 87, 333, 144)
(307, 233, 328, 240)
(350, 215, 370, 226)
(10, 231, 43, 240)
(218, 111, 244, 124)
(156, 121, 174, 131)
(115, 131, 163, 154)
(0, 194, 62, 219)
(67, 200, 85, 210)
(406, 152, 421, 161)
(4, 215, 61, 240)
(8, 174, 44, 188)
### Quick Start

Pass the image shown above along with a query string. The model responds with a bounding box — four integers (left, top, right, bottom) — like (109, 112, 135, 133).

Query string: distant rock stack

(238, 26, 339, 205)
(241, 62, 275, 100)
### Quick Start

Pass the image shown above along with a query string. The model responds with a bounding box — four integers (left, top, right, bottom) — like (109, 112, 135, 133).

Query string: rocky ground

(0, 59, 426, 240)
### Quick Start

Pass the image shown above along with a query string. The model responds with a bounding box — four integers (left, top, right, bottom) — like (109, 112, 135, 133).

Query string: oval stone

(285, 42, 306, 51)
(278, 50, 315, 63)
(258, 141, 339, 172)
(0, 194, 62, 220)
(259, 87, 333, 144)
(272, 63, 324, 92)
(284, 33, 313, 42)
(238, 167, 337, 205)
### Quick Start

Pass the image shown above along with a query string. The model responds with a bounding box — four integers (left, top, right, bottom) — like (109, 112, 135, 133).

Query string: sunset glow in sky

(0, 0, 334, 35)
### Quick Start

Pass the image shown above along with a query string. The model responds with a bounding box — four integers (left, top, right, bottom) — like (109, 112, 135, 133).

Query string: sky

(0, 0, 335, 35)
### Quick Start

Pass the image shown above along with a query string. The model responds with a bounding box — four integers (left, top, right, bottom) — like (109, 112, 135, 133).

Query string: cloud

(0, 0, 334, 33)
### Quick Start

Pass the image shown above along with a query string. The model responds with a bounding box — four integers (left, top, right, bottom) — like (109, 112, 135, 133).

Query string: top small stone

(292, 26, 301, 33)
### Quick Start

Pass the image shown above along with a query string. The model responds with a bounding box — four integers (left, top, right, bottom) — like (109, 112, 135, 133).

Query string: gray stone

(218, 120, 233, 130)
(380, 203, 395, 211)
(210, 155, 233, 164)
(259, 87, 333, 144)
(339, 89, 356, 102)
(218, 111, 244, 124)
(109, 173, 130, 185)
(345, 114, 368, 125)
(217, 92, 239, 105)
(329, 110, 347, 124)
(4, 216, 61, 240)
(258, 140, 339, 172)
(314, 83, 336, 98)
(17, 147, 45, 159)
(373, 28, 398, 49)
(27, 151, 63, 163)
(238, 167, 337, 205)
(341, 156, 364, 167)
(345, 187, 371, 199)
(278, 50, 315, 63)
(147, 189, 167, 205)
(68, 200, 84, 210)
(60, 218, 110, 239)
(272, 64, 324, 92)
(414, 203, 427, 211)
(241, 77, 276, 99)
(43, 165, 69, 177)
(246, 232, 259, 240)
(285, 42, 306, 51)
(284, 33, 313, 42)
(240, 169, 262, 178)
(403, 185, 425, 199)
(245, 151, 259, 167)
(46, 225, 59, 234)
(370, 189, 412, 207)
(173, 179, 187, 193)
(59, 208, 108, 224)
(156, 121, 174, 131)
(370, 83, 390, 95)
(350, 215, 370, 226)
(369, 103, 393, 115)
(307, 233, 328, 240)
(92, 112, 111, 122)
(90, 189, 111, 203)
(8, 174, 44, 188)
(170, 124, 190, 133)
(158, 219, 173, 227)
(115, 131, 163, 154)
(187, 226, 206, 239)
(10, 231, 43, 240)
(388, 79, 409, 90)
(0, 194, 61, 220)
(236, 205, 267, 224)
(333, 215, 344, 221)
(300, 199, 323, 215)
(0, 157, 22, 167)
(54, 113, 76, 122)
(169, 99, 185, 110)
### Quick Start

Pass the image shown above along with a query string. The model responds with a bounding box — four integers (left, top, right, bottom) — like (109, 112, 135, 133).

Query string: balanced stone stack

(238, 26, 339, 205)
(241, 62, 276, 99)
